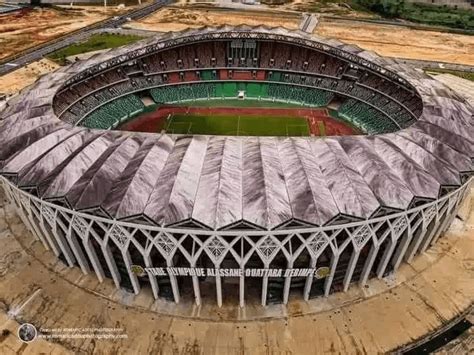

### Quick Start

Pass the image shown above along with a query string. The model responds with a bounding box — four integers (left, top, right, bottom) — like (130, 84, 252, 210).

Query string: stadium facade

(0, 26, 472, 307)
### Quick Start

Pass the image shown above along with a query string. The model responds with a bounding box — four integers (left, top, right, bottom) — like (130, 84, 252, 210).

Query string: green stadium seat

(267, 84, 333, 107)
(338, 99, 397, 134)
(81, 94, 144, 129)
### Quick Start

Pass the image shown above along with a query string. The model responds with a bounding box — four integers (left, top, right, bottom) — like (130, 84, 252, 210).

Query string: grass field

(300, 0, 474, 30)
(48, 34, 143, 65)
(164, 114, 310, 136)
(424, 68, 474, 82)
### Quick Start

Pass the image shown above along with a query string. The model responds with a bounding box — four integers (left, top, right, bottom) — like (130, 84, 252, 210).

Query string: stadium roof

(0, 26, 473, 230)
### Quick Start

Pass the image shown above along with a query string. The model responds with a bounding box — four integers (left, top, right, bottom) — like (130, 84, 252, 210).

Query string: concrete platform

(0, 187, 472, 353)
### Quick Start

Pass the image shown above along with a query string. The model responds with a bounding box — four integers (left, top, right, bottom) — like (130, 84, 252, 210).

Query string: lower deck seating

(150, 82, 333, 108)
(338, 99, 398, 134)
(267, 84, 333, 107)
(81, 94, 144, 129)
(150, 83, 217, 103)
(78, 82, 400, 134)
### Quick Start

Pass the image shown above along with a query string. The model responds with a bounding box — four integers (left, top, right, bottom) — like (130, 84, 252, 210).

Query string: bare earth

(286, 0, 376, 18)
(126, 7, 474, 66)
(0, 59, 59, 96)
(0, 6, 131, 60)
(1, 6, 473, 99)
(125, 7, 300, 32)
(317, 19, 474, 66)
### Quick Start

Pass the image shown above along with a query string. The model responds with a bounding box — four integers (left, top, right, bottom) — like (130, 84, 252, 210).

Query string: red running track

(120, 105, 360, 136)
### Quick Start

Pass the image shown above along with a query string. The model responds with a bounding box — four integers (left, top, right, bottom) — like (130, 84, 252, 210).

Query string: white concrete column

(239, 267, 245, 308)
(377, 239, 397, 278)
(324, 254, 339, 297)
(51, 223, 76, 267)
(166, 260, 180, 303)
(282, 261, 294, 304)
(38, 217, 61, 256)
(442, 190, 465, 234)
(359, 244, 378, 286)
(188, 262, 201, 306)
(66, 229, 90, 275)
(261, 263, 269, 306)
(82, 237, 105, 282)
(343, 249, 360, 292)
(433, 214, 454, 246)
(216, 269, 223, 308)
(404, 226, 425, 262)
(11, 198, 39, 242)
(144, 254, 159, 300)
(392, 224, 415, 272)
(102, 244, 121, 289)
(304, 258, 317, 301)
(121, 250, 140, 295)
(192, 274, 201, 306)
(407, 216, 440, 263)
(24, 208, 51, 250)
(433, 196, 463, 245)
(261, 276, 269, 306)
(419, 207, 448, 253)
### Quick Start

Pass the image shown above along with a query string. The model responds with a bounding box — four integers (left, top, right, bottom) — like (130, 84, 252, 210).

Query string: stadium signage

(131, 265, 330, 279)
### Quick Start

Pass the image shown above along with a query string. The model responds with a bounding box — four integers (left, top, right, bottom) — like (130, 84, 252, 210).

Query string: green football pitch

(165, 114, 310, 136)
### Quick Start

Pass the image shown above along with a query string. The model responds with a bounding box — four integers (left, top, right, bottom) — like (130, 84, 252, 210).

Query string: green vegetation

(356, 0, 405, 18)
(296, 0, 474, 30)
(293, 0, 375, 17)
(164, 114, 310, 136)
(48, 33, 143, 65)
(424, 68, 474, 82)
(356, 0, 474, 29)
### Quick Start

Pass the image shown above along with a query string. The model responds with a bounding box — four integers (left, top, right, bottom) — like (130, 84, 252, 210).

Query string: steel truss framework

(2, 176, 471, 307)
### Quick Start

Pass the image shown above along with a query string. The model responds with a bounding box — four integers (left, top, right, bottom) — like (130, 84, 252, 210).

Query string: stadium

(0, 25, 472, 308)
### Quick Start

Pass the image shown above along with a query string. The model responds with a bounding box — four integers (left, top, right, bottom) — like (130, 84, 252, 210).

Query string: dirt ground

(0, 6, 131, 60)
(317, 19, 474, 66)
(0, 58, 59, 96)
(285, 0, 376, 18)
(1, 5, 473, 97)
(125, 7, 300, 32)
(126, 7, 473, 66)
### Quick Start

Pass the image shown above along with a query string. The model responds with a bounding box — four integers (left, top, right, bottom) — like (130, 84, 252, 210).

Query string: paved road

(0, 0, 171, 76)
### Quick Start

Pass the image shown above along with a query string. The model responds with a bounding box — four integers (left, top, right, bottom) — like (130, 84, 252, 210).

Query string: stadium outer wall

(1, 176, 471, 307)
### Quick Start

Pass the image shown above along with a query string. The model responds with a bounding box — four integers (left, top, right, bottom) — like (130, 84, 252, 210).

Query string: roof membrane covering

(0, 26, 472, 230)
